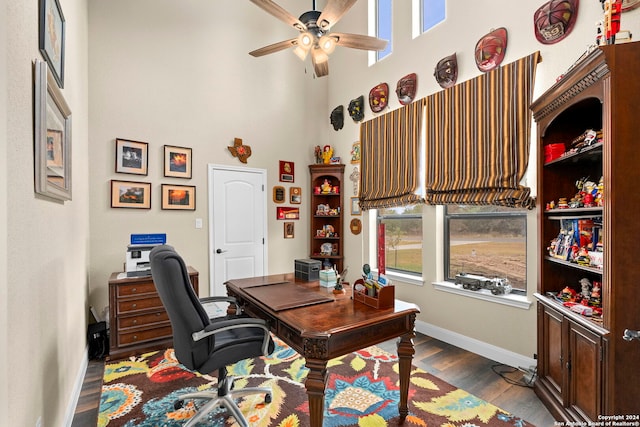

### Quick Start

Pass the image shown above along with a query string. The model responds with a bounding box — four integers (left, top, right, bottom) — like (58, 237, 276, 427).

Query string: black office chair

(149, 245, 274, 427)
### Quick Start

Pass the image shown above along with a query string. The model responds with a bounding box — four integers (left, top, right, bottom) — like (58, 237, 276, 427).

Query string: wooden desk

(225, 273, 420, 427)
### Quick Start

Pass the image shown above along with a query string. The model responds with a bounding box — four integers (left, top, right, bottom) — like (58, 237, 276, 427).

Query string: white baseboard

(64, 347, 89, 427)
(415, 320, 536, 369)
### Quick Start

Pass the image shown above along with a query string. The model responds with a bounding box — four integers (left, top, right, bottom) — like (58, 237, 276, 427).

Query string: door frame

(207, 164, 268, 296)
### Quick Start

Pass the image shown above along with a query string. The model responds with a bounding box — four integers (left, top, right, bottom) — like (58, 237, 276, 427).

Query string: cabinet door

(567, 320, 601, 423)
(539, 303, 565, 406)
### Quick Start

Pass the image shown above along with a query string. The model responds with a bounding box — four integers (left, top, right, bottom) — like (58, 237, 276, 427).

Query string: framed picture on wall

(110, 180, 151, 209)
(164, 145, 192, 179)
(39, 0, 65, 88)
(290, 187, 301, 204)
(161, 184, 196, 210)
(351, 197, 361, 215)
(279, 160, 294, 182)
(284, 222, 294, 238)
(34, 59, 72, 202)
(115, 138, 148, 175)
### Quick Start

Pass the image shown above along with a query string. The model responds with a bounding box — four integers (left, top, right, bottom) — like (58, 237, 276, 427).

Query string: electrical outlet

(36, 416, 42, 427)
(195, 218, 203, 229)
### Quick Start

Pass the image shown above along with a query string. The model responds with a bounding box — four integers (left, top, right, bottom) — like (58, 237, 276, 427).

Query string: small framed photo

(284, 222, 294, 239)
(34, 59, 72, 201)
(290, 187, 302, 204)
(351, 197, 361, 215)
(273, 186, 285, 203)
(161, 184, 196, 210)
(39, 0, 65, 88)
(164, 145, 192, 179)
(276, 206, 299, 220)
(351, 141, 361, 164)
(279, 160, 294, 182)
(111, 180, 151, 209)
(115, 138, 148, 175)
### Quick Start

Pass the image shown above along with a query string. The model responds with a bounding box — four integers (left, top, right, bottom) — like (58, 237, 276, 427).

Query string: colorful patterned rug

(98, 336, 535, 427)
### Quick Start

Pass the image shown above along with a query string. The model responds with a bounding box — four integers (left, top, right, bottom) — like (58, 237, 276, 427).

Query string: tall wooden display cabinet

(531, 42, 640, 422)
(309, 164, 345, 273)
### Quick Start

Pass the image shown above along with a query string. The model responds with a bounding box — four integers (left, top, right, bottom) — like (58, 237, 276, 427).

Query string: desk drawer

(278, 323, 303, 350)
(116, 281, 157, 297)
(117, 296, 164, 314)
(118, 325, 173, 347)
(117, 311, 169, 329)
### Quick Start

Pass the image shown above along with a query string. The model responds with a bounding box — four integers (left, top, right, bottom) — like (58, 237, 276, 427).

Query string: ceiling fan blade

(249, 38, 298, 57)
(249, 0, 307, 31)
(317, 0, 358, 30)
(311, 48, 329, 77)
(332, 32, 388, 51)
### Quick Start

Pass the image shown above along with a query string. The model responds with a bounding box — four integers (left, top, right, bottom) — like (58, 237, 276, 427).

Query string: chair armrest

(199, 296, 242, 316)
(192, 317, 272, 355)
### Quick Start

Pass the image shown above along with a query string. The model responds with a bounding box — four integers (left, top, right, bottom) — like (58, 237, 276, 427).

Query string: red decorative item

(534, 0, 579, 44)
(544, 143, 566, 163)
(377, 223, 385, 275)
(395, 73, 417, 105)
(474, 28, 508, 72)
(369, 83, 389, 113)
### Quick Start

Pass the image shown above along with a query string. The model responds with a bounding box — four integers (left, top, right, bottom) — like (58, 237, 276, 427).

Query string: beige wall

(87, 0, 328, 314)
(4, 0, 89, 426)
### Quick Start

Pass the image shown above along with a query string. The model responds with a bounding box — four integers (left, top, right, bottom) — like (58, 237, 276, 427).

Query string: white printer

(125, 234, 166, 277)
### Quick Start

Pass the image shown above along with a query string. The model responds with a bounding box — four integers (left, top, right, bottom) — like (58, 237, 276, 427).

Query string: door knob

(623, 329, 640, 341)
(216, 248, 227, 254)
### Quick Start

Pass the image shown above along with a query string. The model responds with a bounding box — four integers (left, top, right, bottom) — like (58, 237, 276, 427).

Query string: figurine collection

(551, 278, 603, 319)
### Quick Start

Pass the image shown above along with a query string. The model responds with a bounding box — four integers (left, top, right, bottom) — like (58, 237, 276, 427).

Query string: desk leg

(397, 330, 416, 423)
(304, 358, 328, 427)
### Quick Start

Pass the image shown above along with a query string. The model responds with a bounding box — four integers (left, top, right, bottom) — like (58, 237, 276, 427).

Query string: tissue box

(295, 259, 321, 281)
(319, 269, 337, 288)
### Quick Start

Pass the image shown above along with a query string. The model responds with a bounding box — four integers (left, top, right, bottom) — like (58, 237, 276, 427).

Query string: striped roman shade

(423, 51, 541, 209)
(359, 101, 425, 210)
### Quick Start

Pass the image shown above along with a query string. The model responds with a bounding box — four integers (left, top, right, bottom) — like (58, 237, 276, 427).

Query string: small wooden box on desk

(353, 280, 395, 309)
(108, 267, 198, 360)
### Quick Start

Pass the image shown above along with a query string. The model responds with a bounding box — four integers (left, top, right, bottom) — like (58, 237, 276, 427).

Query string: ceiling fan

(248, 0, 388, 77)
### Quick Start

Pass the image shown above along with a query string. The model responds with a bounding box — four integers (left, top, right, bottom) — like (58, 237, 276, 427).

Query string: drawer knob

(133, 335, 138, 341)
(132, 288, 137, 293)
(132, 303, 137, 308)
(132, 320, 137, 325)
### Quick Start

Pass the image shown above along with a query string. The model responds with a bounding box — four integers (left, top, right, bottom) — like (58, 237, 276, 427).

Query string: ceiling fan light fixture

(319, 35, 337, 54)
(293, 45, 310, 61)
(298, 31, 314, 49)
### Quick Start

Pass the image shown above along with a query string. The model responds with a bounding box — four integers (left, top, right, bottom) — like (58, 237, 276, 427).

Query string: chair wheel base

(174, 400, 185, 410)
(265, 393, 272, 404)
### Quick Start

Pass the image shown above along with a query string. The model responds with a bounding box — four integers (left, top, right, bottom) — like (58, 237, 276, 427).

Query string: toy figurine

(322, 145, 333, 164)
(589, 281, 602, 308)
(560, 285, 577, 302)
(321, 179, 332, 194)
(579, 278, 592, 302)
(314, 145, 323, 164)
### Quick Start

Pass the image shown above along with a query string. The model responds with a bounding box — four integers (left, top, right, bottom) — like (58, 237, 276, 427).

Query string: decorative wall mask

(228, 137, 252, 163)
(534, 0, 579, 44)
(348, 96, 365, 122)
(475, 28, 508, 72)
(369, 83, 389, 113)
(330, 106, 344, 131)
(434, 53, 458, 89)
(396, 73, 417, 105)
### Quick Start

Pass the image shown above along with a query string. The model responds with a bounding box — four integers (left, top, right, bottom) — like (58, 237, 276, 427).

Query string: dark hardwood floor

(72, 333, 554, 426)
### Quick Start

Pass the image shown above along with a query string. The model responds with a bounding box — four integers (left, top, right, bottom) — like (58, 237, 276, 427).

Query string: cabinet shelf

(544, 141, 603, 167)
(545, 207, 602, 218)
(535, 293, 608, 335)
(544, 256, 603, 275)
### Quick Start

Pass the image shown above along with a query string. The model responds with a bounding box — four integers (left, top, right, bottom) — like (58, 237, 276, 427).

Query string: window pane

(378, 206, 422, 275)
(446, 207, 526, 292)
(376, 0, 392, 60)
(422, 0, 445, 33)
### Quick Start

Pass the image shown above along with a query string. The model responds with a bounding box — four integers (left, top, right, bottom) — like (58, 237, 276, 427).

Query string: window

(421, 0, 445, 33)
(377, 205, 423, 275)
(376, 0, 392, 61)
(444, 205, 527, 294)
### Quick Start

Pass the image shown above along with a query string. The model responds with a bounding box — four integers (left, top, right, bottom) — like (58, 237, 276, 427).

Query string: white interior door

(208, 165, 267, 296)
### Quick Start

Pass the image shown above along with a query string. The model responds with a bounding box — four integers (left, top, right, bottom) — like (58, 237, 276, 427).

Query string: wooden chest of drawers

(108, 267, 199, 359)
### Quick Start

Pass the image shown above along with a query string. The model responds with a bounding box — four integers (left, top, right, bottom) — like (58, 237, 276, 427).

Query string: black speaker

(87, 321, 109, 359)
